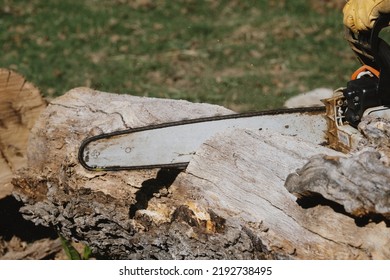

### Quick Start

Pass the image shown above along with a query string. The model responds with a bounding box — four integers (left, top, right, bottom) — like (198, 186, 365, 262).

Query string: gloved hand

(343, 0, 390, 33)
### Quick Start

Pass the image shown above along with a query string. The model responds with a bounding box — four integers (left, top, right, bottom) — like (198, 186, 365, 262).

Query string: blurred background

(1, 0, 357, 111)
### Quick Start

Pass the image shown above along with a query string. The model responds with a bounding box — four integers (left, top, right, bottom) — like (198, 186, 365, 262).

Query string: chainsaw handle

(346, 14, 390, 68)
(371, 14, 390, 105)
(373, 14, 390, 104)
(370, 13, 390, 56)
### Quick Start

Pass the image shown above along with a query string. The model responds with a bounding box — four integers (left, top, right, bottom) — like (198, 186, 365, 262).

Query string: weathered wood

(11, 87, 390, 259)
(285, 150, 390, 218)
(358, 115, 390, 157)
(13, 87, 237, 259)
(284, 115, 390, 220)
(179, 129, 390, 259)
(0, 69, 46, 199)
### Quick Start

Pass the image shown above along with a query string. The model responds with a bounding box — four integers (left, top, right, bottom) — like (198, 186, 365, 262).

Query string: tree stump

(0, 69, 62, 260)
(0, 69, 46, 199)
(11, 87, 390, 259)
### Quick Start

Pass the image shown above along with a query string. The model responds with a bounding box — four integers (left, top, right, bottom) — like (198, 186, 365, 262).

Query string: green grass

(59, 234, 92, 260)
(0, 0, 359, 111)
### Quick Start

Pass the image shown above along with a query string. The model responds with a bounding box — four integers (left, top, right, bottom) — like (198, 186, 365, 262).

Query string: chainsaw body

(323, 14, 390, 153)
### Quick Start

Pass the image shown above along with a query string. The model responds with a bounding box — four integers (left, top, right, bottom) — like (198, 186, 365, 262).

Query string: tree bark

(12, 87, 390, 259)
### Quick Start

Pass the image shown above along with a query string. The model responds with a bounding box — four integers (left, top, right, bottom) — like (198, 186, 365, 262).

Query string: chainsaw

(78, 14, 390, 171)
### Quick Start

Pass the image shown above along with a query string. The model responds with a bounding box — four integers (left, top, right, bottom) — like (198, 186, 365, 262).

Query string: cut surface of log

(0, 69, 46, 199)
(12, 88, 390, 259)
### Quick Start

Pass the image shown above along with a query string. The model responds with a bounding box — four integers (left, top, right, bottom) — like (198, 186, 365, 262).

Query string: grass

(59, 234, 92, 260)
(1, 0, 359, 111)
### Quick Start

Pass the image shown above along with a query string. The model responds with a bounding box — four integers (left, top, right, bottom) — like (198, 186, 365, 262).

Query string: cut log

(11, 87, 390, 259)
(0, 69, 46, 199)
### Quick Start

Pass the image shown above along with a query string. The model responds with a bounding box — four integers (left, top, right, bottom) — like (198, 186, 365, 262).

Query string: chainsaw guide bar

(78, 106, 326, 171)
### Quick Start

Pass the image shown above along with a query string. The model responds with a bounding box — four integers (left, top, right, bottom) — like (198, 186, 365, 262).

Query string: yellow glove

(343, 0, 390, 33)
